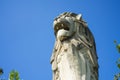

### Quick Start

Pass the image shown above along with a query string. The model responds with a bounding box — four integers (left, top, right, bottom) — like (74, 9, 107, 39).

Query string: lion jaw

(54, 17, 76, 41)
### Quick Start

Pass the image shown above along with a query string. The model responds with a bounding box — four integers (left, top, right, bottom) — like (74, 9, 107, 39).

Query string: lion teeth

(61, 24, 64, 27)
(54, 22, 69, 35)
(56, 27, 59, 30)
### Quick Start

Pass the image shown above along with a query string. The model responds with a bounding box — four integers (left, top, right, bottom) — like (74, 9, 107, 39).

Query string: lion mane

(51, 12, 98, 80)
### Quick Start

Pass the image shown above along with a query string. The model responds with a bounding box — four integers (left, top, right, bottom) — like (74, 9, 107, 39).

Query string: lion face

(54, 15, 77, 41)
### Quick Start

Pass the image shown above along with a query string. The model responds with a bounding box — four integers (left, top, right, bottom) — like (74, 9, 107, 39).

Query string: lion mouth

(54, 22, 69, 35)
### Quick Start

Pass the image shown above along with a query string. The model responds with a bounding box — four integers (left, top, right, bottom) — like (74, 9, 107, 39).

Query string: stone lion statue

(50, 12, 98, 80)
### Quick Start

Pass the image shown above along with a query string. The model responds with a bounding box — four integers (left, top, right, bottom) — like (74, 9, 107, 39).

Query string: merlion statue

(50, 12, 99, 80)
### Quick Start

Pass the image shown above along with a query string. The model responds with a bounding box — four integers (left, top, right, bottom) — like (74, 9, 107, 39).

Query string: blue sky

(0, 0, 120, 80)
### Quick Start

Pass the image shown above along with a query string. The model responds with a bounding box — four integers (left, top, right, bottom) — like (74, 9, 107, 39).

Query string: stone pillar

(50, 12, 99, 80)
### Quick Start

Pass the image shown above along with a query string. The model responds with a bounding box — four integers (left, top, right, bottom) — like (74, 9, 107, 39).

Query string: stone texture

(51, 12, 98, 80)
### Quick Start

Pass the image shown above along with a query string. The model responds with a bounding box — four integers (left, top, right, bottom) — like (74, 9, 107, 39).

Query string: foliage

(0, 69, 21, 80)
(0, 68, 3, 75)
(114, 40, 120, 80)
(9, 70, 20, 80)
(114, 40, 120, 53)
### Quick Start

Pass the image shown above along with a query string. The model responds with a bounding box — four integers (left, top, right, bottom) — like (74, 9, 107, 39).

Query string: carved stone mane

(51, 12, 98, 80)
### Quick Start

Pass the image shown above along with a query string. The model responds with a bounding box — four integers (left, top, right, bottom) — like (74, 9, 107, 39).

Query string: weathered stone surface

(51, 12, 98, 80)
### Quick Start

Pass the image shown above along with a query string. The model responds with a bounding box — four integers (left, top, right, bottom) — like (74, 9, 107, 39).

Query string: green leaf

(117, 64, 120, 69)
(117, 44, 120, 53)
(9, 70, 20, 80)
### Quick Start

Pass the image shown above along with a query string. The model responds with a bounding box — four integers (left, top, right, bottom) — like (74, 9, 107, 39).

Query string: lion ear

(76, 14, 82, 21)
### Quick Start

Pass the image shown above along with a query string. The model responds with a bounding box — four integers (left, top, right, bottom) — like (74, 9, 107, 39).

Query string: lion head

(53, 12, 97, 50)
(53, 12, 85, 41)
